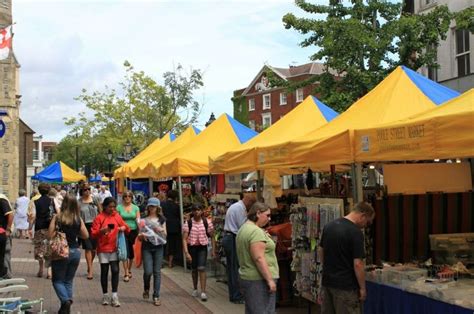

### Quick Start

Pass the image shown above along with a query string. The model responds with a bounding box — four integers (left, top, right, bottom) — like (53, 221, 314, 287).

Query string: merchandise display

(289, 197, 344, 302)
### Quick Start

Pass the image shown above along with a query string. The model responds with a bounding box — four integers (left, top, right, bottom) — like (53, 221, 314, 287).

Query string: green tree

(53, 61, 204, 175)
(278, 0, 453, 112)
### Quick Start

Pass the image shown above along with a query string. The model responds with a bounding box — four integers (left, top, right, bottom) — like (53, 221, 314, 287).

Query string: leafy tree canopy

(275, 0, 462, 112)
(52, 61, 204, 176)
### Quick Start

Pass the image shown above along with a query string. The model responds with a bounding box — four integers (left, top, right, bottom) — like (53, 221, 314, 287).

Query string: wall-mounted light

(434, 159, 440, 162)
(369, 165, 375, 169)
(456, 158, 461, 163)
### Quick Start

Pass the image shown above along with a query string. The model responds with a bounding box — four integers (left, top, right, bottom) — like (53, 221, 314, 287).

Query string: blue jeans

(51, 248, 81, 304)
(222, 233, 243, 301)
(142, 244, 164, 298)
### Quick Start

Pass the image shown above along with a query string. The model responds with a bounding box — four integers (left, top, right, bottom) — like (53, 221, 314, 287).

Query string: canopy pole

(256, 170, 262, 202)
(148, 178, 153, 197)
(178, 176, 187, 272)
(351, 163, 363, 203)
(129, 178, 133, 192)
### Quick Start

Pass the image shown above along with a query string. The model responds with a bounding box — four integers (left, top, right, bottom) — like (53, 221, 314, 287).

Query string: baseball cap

(147, 197, 160, 207)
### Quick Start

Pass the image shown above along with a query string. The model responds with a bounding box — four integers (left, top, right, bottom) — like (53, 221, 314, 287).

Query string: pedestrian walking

(161, 190, 181, 268)
(0, 192, 13, 279)
(14, 189, 29, 239)
(138, 197, 167, 306)
(182, 203, 216, 302)
(78, 183, 101, 280)
(91, 197, 130, 307)
(117, 190, 140, 282)
(319, 202, 375, 314)
(236, 202, 279, 314)
(222, 194, 256, 303)
(31, 183, 54, 279)
(49, 195, 89, 314)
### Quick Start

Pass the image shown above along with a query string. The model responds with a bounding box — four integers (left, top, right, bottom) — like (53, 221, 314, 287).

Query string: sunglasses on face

(123, 195, 132, 198)
(82, 188, 91, 191)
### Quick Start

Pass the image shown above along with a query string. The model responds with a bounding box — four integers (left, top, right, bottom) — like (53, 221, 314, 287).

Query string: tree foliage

(53, 61, 204, 176)
(279, 0, 454, 112)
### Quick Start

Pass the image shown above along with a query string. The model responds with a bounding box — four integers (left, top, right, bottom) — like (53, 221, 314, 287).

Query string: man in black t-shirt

(319, 202, 375, 314)
(161, 190, 182, 268)
(0, 193, 14, 279)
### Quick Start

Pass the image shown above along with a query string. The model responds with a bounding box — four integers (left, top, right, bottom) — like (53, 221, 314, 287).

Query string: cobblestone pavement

(10, 238, 212, 314)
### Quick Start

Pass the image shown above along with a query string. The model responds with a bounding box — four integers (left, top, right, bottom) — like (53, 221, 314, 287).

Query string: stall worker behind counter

(318, 201, 375, 314)
(222, 193, 256, 304)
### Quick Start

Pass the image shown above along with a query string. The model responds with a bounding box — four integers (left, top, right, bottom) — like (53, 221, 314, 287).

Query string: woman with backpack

(138, 197, 167, 306)
(49, 195, 89, 314)
(78, 183, 102, 280)
(182, 203, 216, 302)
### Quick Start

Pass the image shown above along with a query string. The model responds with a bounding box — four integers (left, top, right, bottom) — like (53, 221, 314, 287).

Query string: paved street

(10, 238, 212, 314)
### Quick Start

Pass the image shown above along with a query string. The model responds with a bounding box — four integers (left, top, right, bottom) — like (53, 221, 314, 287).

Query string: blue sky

(13, 0, 319, 141)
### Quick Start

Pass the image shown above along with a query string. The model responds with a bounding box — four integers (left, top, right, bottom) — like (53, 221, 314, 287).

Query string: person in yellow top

(236, 202, 279, 314)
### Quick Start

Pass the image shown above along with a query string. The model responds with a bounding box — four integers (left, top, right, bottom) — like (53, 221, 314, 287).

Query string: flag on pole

(0, 25, 12, 60)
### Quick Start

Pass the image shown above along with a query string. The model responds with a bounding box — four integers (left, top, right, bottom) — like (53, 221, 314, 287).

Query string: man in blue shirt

(222, 194, 256, 303)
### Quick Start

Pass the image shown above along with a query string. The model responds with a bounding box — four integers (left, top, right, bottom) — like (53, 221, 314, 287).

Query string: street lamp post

(107, 148, 113, 189)
(124, 139, 132, 162)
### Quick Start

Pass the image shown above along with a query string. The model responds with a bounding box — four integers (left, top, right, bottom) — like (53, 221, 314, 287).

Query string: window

(262, 113, 272, 128)
(456, 29, 470, 77)
(248, 98, 255, 111)
(248, 120, 256, 130)
(296, 88, 304, 102)
(280, 92, 287, 105)
(427, 44, 438, 81)
(263, 94, 271, 110)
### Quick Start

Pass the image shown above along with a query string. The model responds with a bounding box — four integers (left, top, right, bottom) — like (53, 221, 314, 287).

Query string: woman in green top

(117, 190, 140, 282)
(236, 202, 279, 314)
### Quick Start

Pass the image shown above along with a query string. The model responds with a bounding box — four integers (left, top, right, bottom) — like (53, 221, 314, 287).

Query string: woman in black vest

(31, 183, 55, 278)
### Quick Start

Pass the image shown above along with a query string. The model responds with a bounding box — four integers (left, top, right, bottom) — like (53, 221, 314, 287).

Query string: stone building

(0, 0, 20, 200)
(19, 119, 34, 197)
(404, 0, 473, 92)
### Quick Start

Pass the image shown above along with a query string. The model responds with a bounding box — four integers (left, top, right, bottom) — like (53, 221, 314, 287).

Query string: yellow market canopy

(254, 66, 460, 170)
(209, 95, 338, 174)
(114, 132, 176, 178)
(354, 89, 474, 162)
(130, 126, 201, 178)
(151, 114, 257, 178)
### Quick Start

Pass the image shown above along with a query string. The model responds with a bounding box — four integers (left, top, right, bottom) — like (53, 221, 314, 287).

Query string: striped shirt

(182, 218, 214, 246)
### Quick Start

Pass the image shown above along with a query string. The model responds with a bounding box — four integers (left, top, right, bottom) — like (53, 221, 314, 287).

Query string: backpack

(188, 218, 210, 238)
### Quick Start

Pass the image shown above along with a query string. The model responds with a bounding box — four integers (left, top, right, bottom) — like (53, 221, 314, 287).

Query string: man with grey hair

(319, 202, 375, 314)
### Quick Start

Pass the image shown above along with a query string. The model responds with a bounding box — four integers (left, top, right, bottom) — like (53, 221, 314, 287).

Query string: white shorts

(98, 252, 118, 263)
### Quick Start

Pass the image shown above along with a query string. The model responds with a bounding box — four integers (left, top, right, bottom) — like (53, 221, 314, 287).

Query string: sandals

(128, 272, 132, 279)
(123, 275, 130, 282)
(36, 270, 43, 278)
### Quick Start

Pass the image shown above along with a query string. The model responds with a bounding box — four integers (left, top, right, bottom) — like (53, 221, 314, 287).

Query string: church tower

(0, 0, 20, 199)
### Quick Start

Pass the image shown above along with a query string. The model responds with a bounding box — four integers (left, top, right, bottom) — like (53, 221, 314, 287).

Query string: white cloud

(14, 0, 317, 141)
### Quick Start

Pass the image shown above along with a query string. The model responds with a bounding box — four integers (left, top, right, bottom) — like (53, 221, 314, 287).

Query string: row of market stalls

(115, 65, 474, 313)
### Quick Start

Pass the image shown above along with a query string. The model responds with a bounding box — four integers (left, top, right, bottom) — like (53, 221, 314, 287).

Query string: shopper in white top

(14, 189, 29, 238)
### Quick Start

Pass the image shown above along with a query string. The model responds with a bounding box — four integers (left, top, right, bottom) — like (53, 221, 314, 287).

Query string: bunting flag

(0, 25, 12, 60)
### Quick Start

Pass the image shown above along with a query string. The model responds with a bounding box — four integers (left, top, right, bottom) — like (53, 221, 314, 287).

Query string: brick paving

(10, 238, 212, 314)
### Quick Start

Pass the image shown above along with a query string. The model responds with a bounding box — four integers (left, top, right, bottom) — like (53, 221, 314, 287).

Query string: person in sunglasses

(236, 202, 278, 314)
(78, 183, 102, 280)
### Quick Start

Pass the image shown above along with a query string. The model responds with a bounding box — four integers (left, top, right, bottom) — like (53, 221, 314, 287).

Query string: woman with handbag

(91, 197, 130, 307)
(48, 195, 89, 314)
(78, 183, 102, 280)
(138, 197, 167, 306)
(117, 190, 140, 282)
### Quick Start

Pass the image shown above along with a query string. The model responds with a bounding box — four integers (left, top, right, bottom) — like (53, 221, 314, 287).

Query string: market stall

(32, 161, 86, 183)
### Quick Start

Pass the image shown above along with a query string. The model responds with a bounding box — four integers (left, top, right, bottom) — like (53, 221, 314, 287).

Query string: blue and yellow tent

(151, 114, 257, 178)
(32, 161, 86, 183)
(209, 95, 338, 174)
(254, 66, 460, 170)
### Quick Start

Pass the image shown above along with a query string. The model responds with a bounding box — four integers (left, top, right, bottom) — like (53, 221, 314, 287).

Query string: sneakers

(102, 295, 110, 306)
(111, 295, 121, 307)
(191, 289, 199, 297)
(143, 290, 150, 300)
(153, 297, 161, 306)
(200, 292, 208, 302)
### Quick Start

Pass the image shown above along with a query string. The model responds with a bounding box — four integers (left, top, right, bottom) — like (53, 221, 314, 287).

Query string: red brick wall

(247, 74, 319, 130)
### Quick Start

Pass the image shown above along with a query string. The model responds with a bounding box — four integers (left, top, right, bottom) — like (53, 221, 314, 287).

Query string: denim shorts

(188, 245, 207, 271)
